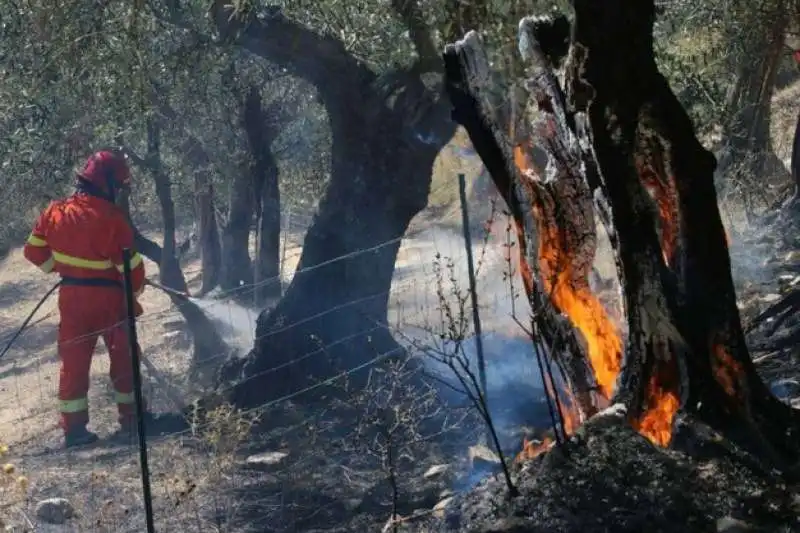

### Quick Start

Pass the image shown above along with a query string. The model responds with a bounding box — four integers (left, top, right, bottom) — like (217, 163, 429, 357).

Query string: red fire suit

(23, 192, 146, 433)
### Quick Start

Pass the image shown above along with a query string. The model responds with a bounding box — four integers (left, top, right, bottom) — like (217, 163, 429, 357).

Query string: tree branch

(206, 1, 376, 110)
(390, 0, 440, 72)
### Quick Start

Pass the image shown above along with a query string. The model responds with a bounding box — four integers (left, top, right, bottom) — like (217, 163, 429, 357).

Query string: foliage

(0, 0, 796, 256)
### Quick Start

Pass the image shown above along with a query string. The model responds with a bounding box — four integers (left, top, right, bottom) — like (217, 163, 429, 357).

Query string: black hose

(0, 280, 61, 361)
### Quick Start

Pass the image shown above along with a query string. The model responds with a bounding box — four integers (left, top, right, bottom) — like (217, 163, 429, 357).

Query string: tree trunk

(254, 156, 281, 302)
(789, 110, 800, 206)
(151, 89, 223, 295)
(242, 85, 281, 305)
(716, 11, 790, 207)
(207, 7, 455, 410)
(195, 170, 222, 297)
(229, 104, 452, 407)
(218, 67, 255, 293)
(115, 188, 163, 264)
(220, 169, 254, 292)
(146, 117, 188, 293)
(445, 3, 800, 470)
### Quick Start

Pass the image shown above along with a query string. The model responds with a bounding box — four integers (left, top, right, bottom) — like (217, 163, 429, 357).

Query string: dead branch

(745, 288, 800, 335)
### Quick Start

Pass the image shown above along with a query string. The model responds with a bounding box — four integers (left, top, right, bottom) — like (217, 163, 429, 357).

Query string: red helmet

(78, 150, 131, 194)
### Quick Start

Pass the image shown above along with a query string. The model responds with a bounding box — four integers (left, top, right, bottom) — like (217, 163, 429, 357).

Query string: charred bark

(565, 0, 800, 468)
(204, 2, 454, 409)
(220, 169, 254, 292)
(443, 24, 618, 427)
(445, 2, 800, 470)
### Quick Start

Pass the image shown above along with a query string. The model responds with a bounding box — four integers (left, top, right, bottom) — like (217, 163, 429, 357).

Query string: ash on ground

(415, 405, 800, 533)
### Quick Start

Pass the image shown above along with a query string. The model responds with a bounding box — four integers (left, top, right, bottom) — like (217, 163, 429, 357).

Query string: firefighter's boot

(64, 426, 99, 448)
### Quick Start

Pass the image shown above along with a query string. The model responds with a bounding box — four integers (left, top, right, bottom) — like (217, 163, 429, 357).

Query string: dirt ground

(0, 203, 539, 532)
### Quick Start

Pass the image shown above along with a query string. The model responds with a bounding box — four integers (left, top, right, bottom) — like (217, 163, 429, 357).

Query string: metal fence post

(280, 205, 292, 285)
(458, 174, 488, 403)
(122, 248, 156, 533)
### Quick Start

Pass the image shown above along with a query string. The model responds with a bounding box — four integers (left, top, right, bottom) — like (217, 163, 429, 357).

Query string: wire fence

(0, 195, 552, 532)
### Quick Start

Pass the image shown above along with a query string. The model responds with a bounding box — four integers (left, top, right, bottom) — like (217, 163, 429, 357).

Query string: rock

(423, 464, 449, 479)
(770, 378, 800, 400)
(716, 516, 758, 532)
(245, 451, 288, 467)
(468, 444, 500, 471)
(761, 293, 781, 303)
(432, 496, 454, 518)
(35, 498, 75, 524)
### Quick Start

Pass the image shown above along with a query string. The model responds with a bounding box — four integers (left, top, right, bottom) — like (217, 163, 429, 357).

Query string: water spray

(144, 278, 193, 300)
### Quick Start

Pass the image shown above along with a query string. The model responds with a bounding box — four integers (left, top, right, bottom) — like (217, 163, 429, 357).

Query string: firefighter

(23, 150, 149, 448)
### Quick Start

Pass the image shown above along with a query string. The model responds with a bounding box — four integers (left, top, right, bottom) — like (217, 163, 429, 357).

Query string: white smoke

(188, 296, 259, 353)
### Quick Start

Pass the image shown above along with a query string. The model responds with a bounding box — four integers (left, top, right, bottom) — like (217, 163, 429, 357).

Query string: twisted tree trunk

(201, 3, 454, 409)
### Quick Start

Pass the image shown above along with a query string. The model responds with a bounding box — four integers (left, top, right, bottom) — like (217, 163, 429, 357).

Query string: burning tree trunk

(203, 2, 454, 408)
(445, 2, 800, 469)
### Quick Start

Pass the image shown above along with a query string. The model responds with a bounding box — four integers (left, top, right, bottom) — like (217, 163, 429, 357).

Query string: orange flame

(509, 134, 689, 455)
(711, 343, 744, 398)
(630, 370, 681, 447)
(637, 157, 679, 266)
(514, 370, 584, 463)
(513, 144, 623, 402)
(517, 435, 554, 461)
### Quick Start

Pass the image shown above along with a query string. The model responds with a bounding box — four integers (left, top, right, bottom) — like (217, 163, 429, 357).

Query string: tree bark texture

(444, 27, 618, 428)
(445, 2, 800, 470)
(207, 3, 455, 409)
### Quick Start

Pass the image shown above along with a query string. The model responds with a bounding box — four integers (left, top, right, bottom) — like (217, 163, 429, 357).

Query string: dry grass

(771, 80, 800, 164)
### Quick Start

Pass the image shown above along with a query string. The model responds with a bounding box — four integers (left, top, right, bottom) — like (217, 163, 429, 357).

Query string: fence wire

(0, 199, 551, 532)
